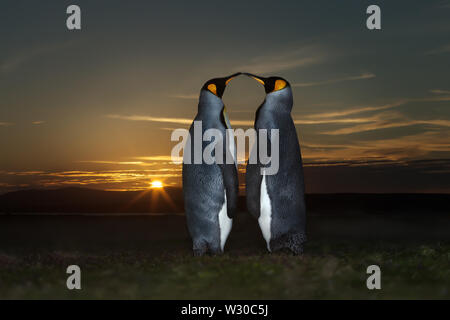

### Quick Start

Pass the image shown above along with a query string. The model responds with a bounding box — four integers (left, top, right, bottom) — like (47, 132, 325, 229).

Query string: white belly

(259, 172, 272, 251)
(218, 190, 232, 252)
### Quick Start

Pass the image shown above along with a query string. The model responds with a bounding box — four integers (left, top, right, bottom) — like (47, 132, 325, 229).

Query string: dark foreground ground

(0, 211, 449, 299)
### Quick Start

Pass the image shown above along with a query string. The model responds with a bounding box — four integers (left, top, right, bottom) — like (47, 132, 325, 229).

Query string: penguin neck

(198, 90, 225, 118)
(262, 88, 293, 114)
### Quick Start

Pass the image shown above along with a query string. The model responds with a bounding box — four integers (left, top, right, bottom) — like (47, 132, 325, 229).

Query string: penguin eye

(207, 83, 217, 95)
(274, 79, 287, 91)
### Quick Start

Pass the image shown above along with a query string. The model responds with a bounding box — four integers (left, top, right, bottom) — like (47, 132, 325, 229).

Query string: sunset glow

(0, 2, 449, 194)
(150, 180, 164, 189)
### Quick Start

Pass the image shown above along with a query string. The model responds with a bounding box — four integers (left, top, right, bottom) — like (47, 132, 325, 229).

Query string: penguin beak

(243, 73, 266, 86)
(224, 72, 242, 85)
(205, 73, 242, 98)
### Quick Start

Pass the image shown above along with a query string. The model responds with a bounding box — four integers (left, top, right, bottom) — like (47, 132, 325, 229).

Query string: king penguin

(244, 73, 306, 254)
(182, 73, 241, 256)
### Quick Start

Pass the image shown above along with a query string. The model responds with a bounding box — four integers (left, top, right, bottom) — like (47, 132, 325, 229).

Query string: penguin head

(201, 72, 242, 98)
(243, 73, 291, 95)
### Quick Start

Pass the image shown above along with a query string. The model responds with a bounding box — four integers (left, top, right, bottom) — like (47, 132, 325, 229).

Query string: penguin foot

(270, 233, 306, 255)
(193, 241, 222, 256)
(193, 248, 207, 257)
(193, 240, 208, 256)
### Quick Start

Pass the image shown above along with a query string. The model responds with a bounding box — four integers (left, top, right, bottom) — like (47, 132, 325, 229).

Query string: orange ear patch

(274, 79, 287, 91)
(207, 83, 217, 95)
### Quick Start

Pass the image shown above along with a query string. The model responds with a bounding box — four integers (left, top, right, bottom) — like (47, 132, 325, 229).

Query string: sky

(0, 0, 449, 193)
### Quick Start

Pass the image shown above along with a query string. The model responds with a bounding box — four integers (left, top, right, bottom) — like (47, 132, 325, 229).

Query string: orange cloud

(293, 72, 375, 87)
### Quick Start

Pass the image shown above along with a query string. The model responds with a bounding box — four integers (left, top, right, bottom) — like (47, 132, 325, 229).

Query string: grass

(1, 241, 449, 299)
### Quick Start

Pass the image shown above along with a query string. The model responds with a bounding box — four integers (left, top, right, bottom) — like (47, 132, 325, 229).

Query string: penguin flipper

(220, 162, 238, 219)
(245, 161, 262, 219)
(246, 114, 274, 219)
(220, 113, 239, 219)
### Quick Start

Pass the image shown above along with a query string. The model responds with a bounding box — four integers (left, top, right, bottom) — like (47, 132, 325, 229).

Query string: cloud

(298, 96, 450, 122)
(159, 127, 182, 131)
(2, 168, 182, 191)
(294, 94, 450, 135)
(293, 73, 375, 88)
(229, 120, 254, 126)
(107, 114, 192, 125)
(302, 131, 450, 163)
(437, 1, 450, 8)
(134, 156, 180, 162)
(233, 45, 325, 75)
(430, 89, 450, 95)
(425, 44, 450, 55)
(415, 96, 450, 102)
(170, 94, 199, 100)
(294, 117, 375, 125)
(297, 101, 406, 120)
(108, 92, 450, 133)
(5, 171, 45, 176)
(77, 161, 146, 165)
(0, 41, 75, 73)
(78, 156, 187, 166)
(321, 112, 450, 135)
(107, 114, 255, 127)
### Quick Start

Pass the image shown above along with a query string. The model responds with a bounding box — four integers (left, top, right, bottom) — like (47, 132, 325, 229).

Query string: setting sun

(150, 180, 164, 189)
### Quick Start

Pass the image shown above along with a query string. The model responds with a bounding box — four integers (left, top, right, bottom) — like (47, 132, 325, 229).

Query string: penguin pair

(183, 73, 306, 256)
